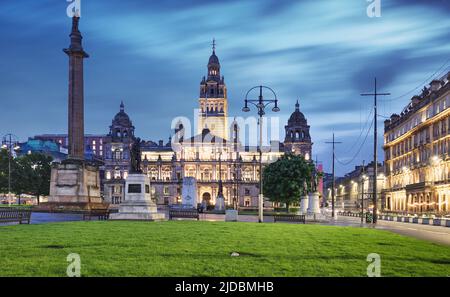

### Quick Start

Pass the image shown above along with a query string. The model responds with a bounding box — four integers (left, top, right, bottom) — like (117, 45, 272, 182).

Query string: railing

(0, 207, 32, 224)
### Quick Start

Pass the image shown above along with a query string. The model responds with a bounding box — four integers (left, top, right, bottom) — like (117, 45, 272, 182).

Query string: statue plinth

(181, 177, 198, 208)
(110, 173, 165, 221)
(215, 194, 225, 211)
(299, 195, 309, 214)
(307, 192, 321, 214)
(36, 159, 108, 212)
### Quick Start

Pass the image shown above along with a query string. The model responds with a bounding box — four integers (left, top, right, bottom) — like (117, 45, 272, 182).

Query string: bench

(83, 209, 110, 221)
(169, 208, 200, 221)
(273, 214, 306, 224)
(0, 207, 32, 224)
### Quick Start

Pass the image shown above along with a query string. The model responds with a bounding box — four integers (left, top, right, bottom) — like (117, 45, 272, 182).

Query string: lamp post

(242, 85, 280, 223)
(232, 157, 241, 210)
(1, 134, 20, 205)
(216, 149, 225, 210)
(431, 155, 441, 213)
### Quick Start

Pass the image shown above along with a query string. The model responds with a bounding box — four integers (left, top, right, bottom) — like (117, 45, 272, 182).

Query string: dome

(288, 101, 307, 125)
(112, 102, 133, 127)
(208, 52, 220, 65)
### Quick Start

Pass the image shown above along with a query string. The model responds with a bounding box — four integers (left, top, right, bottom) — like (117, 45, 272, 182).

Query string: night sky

(0, 0, 449, 175)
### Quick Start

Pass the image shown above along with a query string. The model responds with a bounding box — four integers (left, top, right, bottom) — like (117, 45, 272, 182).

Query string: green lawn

(0, 221, 449, 276)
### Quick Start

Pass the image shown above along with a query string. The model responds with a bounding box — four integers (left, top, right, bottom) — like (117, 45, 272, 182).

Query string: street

(331, 216, 450, 247)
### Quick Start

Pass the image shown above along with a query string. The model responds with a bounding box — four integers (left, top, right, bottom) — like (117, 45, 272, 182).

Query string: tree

(262, 154, 315, 212)
(16, 153, 53, 204)
(0, 149, 9, 194)
(0, 149, 21, 199)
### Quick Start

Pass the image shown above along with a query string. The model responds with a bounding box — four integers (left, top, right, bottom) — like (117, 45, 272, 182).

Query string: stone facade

(326, 162, 385, 211)
(48, 161, 102, 205)
(103, 102, 135, 206)
(383, 71, 450, 215)
(139, 48, 313, 209)
(284, 100, 312, 160)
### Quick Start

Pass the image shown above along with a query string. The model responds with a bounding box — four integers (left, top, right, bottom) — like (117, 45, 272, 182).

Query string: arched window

(149, 167, 158, 181)
(114, 167, 121, 179)
(243, 168, 252, 181)
(162, 168, 171, 181)
(114, 149, 122, 160)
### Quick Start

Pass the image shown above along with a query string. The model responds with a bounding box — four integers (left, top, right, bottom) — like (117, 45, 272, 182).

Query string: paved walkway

(332, 216, 450, 246)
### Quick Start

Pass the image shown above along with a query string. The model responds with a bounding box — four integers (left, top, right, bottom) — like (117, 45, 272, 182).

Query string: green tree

(0, 149, 9, 194)
(262, 154, 315, 212)
(0, 149, 21, 198)
(16, 153, 53, 204)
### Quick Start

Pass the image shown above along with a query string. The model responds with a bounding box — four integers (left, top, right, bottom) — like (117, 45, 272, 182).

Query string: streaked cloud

(0, 0, 448, 175)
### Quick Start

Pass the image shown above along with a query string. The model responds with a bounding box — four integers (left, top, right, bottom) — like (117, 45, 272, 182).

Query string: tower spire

(295, 99, 300, 111)
(212, 38, 216, 54)
(120, 101, 125, 112)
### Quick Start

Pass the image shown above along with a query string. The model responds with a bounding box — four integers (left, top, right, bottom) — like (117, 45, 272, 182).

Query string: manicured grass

(0, 221, 449, 276)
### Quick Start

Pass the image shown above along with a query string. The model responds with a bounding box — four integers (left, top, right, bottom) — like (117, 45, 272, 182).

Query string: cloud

(0, 0, 449, 175)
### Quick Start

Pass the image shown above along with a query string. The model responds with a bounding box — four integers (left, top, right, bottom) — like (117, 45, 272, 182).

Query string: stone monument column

(39, 16, 106, 212)
(64, 16, 89, 160)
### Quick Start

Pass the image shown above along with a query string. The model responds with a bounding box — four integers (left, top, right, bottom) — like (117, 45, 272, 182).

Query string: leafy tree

(16, 153, 53, 204)
(0, 149, 21, 198)
(262, 154, 315, 212)
(0, 149, 9, 194)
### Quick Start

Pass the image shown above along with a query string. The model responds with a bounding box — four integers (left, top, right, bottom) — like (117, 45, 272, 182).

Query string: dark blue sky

(0, 0, 449, 175)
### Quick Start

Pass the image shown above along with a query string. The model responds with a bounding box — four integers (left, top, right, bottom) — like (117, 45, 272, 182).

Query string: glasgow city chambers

(33, 46, 313, 209)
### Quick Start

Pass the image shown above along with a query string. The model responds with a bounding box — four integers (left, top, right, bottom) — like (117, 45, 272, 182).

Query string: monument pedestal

(299, 196, 309, 214)
(225, 209, 238, 222)
(36, 160, 108, 212)
(181, 177, 198, 208)
(110, 174, 165, 221)
(215, 194, 225, 211)
(307, 192, 321, 215)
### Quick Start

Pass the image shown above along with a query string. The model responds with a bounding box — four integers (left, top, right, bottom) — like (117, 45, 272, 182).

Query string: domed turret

(288, 100, 307, 125)
(109, 101, 135, 140)
(207, 39, 220, 81)
(284, 100, 312, 159)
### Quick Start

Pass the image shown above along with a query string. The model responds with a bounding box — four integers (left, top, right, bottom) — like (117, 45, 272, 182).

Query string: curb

(380, 215, 448, 227)
(337, 212, 450, 227)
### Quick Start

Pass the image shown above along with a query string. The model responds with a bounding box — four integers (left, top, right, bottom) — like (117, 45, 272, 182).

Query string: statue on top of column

(130, 137, 142, 174)
(311, 165, 318, 193)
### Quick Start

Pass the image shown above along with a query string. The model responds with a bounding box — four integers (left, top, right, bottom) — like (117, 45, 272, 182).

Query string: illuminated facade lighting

(383, 72, 450, 214)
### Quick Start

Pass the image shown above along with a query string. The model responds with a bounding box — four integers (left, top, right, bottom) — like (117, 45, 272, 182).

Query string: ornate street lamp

(215, 149, 225, 211)
(242, 86, 279, 223)
(1, 134, 20, 205)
